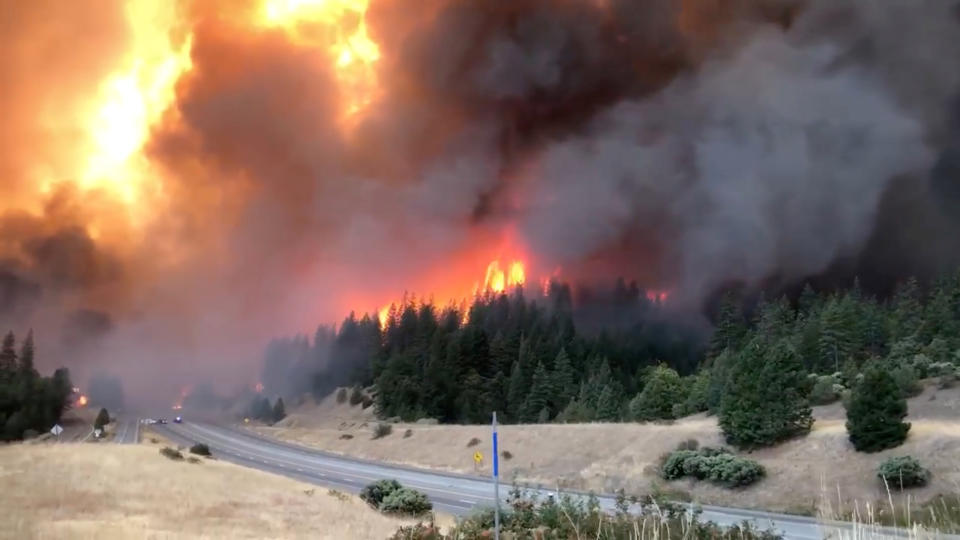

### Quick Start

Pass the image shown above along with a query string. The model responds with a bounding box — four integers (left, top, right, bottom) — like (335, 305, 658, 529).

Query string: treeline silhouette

(0, 331, 74, 440)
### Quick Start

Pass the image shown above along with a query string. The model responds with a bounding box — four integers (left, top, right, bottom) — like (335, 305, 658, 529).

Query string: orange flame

(258, 0, 380, 120)
(77, 395, 89, 408)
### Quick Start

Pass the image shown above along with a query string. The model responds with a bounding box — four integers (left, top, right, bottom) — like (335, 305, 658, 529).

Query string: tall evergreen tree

(594, 384, 621, 421)
(19, 330, 35, 375)
(522, 362, 553, 422)
(628, 365, 687, 421)
(551, 348, 576, 407)
(818, 299, 855, 373)
(845, 367, 910, 452)
(709, 290, 746, 358)
(0, 332, 17, 375)
(720, 338, 813, 448)
(891, 277, 923, 340)
(273, 398, 286, 423)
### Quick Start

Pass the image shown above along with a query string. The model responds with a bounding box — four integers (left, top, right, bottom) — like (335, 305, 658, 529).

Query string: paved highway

(113, 416, 140, 444)
(148, 420, 936, 539)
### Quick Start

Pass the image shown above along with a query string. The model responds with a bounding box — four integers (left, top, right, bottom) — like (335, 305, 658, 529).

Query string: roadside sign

(50, 424, 63, 436)
(492, 411, 500, 540)
(473, 451, 483, 464)
(94, 429, 102, 438)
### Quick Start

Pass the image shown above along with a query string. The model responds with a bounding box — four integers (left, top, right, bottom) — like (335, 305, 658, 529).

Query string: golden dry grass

(255, 383, 960, 517)
(0, 443, 435, 540)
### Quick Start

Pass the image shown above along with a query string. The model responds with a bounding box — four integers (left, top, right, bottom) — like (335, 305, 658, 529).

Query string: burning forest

(1, 0, 959, 406)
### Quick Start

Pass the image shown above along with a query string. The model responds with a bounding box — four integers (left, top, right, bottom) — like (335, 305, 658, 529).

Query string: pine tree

(798, 283, 819, 316)
(0, 332, 17, 375)
(628, 365, 687, 421)
(594, 384, 621, 421)
(845, 367, 910, 452)
(272, 397, 286, 423)
(506, 361, 526, 422)
(709, 290, 746, 358)
(891, 277, 923, 340)
(757, 296, 794, 340)
(720, 338, 813, 448)
(522, 362, 553, 422)
(19, 330, 35, 375)
(818, 298, 854, 373)
(551, 348, 576, 407)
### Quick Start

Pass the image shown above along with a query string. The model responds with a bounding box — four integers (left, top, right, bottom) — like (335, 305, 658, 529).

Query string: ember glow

(77, 395, 89, 408)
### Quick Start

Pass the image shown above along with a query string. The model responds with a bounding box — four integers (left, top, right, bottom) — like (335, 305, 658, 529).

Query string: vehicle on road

(157, 418, 168, 424)
(174, 416, 182, 423)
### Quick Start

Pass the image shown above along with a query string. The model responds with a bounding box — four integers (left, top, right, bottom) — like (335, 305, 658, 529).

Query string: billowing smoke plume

(1, 0, 958, 404)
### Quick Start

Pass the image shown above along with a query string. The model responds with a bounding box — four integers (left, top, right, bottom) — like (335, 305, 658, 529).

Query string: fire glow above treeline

(2, 0, 958, 398)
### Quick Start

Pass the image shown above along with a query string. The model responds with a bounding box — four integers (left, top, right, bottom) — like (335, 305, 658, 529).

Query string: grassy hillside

(0, 443, 436, 539)
(253, 383, 960, 517)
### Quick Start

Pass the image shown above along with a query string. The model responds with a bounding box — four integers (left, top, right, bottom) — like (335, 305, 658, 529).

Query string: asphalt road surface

(113, 416, 140, 444)
(146, 420, 939, 539)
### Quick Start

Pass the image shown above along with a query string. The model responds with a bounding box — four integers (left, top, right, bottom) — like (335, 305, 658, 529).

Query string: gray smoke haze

(2, 0, 959, 406)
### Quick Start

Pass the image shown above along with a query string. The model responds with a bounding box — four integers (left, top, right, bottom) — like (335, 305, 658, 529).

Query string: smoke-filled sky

(2, 0, 959, 404)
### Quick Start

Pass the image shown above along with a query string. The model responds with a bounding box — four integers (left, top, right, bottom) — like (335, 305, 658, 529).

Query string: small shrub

(380, 487, 433, 516)
(661, 447, 764, 488)
(372, 423, 393, 439)
(95, 407, 111, 430)
(388, 522, 444, 540)
(361, 395, 374, 409)
(327, 489, 349, 501)
(339, 433, 354, 440)
(349, 386, 364, 406)
(403, 429, 413, 439)
(360, 479, 403, 508)
(159, 447, 183, 461)
(466, 437, 481, 447)
(501, 450, 513, 460)
(149, 437, 159, 444)
(336, 388, 348, 404)
(809, 375, 843, 405)
(186, 456, 202, 464)
(938, 371, 958, 390)
(676, 439, 699, 451)
(189, 443, 211, 456)
(878, 456, 930, 490)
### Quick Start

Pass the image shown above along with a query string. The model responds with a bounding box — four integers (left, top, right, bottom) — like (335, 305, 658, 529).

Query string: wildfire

(77, 394, 89, 408)
(255, 382, 264, 393)
(376, 259, 527, 327)
(646, 290, 670, 303)
(76, 0, 192, 210)
(259, 0, 380, 119)
(172, 384, 192, 410)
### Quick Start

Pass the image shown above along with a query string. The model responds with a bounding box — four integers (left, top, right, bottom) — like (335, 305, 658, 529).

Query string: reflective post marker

(492, 411, 500, 540)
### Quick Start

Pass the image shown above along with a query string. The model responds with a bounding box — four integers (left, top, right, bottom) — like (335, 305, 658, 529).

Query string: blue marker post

(492, 411, 500, 540)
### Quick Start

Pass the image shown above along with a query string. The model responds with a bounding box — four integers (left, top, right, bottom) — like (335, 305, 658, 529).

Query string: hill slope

(252, 383, 960, 516)
(0, 443, 427, 539)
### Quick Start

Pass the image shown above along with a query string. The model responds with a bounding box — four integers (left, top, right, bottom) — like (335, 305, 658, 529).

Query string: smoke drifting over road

(1, 0, 958, 403)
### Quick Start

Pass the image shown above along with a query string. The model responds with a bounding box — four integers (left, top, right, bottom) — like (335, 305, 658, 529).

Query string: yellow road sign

(473, 451, 483, 464)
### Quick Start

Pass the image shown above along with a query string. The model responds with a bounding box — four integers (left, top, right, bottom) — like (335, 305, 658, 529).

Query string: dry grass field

(0, 443, 436, 539)
(254, 383, 960, 517)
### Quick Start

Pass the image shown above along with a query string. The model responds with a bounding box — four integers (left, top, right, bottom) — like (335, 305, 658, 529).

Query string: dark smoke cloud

(4, 0, 960, 405)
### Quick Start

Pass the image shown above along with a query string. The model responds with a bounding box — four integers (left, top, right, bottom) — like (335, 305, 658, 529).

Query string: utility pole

(492, 411, 500, 540)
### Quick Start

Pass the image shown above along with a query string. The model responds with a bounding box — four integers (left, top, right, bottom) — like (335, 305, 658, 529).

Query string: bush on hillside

(628, 365, 688, 421)
(372, 423, 392, 439)
(890, 364, 923, 398)
(189, 443, 211, 456)
(160, 447, 184, 461)
(809, 374, 844, 405)
(360, 479, 402, 508)
(336, 387, 348, 404)
(94, 407, 110, 430)
(662, 447, 765, 488)
(878, 456, 930, 490)
(380, 487, 433, 516)
(349, 386, 364, 406)
(361, 395, 374, 409)
(846, 367, 911, 452)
